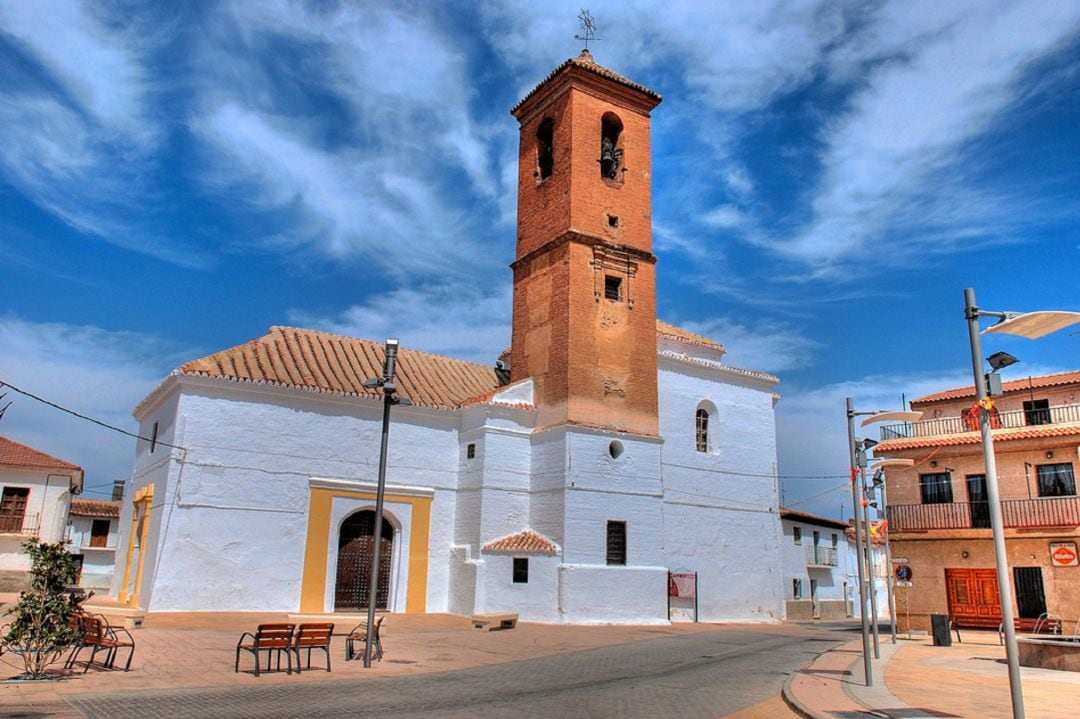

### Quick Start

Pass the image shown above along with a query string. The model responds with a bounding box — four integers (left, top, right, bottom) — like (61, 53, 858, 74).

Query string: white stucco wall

(67, 515, 118, 587)
(657, 355, 784, 622)
(0, 466, 76, 571)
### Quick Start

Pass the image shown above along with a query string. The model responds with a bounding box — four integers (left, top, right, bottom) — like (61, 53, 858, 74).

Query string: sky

(1, 0, 1078, 517)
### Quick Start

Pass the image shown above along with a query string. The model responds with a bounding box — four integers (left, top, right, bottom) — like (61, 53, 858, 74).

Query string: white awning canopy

(983, 311, 1080, 339)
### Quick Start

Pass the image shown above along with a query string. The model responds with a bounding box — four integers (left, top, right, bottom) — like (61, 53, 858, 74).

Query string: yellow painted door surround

(118, 484, 154, 607)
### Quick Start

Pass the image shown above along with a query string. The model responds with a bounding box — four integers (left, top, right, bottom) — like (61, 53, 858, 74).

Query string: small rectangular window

(513, 557, 529, 584)
(793, 526, 801, 545)
(793, 578, 802, 599)
(1023, 399, 1051, 426)
(920, 472, 953, 504)
(1037, 463, 1076, 497)
(466, 443, 476, 459)
(604, 275, 622, 301)
(150, 421, 159, 454)
(606, 520, 626, 565)
(90, 519, 110, 548)
(831, 533, 838, 548)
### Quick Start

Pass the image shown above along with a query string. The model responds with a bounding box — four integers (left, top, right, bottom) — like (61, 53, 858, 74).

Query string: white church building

(113, 51, 785, 623)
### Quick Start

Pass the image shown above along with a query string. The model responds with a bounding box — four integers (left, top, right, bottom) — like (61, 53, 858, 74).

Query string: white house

(780, 507, 890, 622)
(66, 498, 121, 589)
(0, 436, 84, 590)
(111, 50, 786, 624)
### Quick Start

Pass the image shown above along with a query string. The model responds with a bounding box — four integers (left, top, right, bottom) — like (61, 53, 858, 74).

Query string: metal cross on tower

(575, 9, 600, 49)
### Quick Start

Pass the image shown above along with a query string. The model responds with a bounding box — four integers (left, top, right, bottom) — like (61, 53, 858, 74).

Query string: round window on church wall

(609, 440, 624, 459)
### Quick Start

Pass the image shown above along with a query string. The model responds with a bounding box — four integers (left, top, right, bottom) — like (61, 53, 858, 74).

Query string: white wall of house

(67, 515, 118, 587)
(658, 352, 784, 623)
(0, 466, 75, 571)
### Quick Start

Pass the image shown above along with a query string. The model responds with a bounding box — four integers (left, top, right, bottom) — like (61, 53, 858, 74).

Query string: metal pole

(364, 341, 399, 668)
(965, 288, 1025, 718)
(861, 466, 880, 657)
(846, 397, 873, 686)
(882, 477, 898, 644)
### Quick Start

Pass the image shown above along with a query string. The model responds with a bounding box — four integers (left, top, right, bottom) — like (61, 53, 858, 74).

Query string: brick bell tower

(510, 50, 662, 436)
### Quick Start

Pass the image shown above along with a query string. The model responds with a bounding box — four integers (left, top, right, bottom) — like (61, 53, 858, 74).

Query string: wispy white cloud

(189, 1, 506, 276)
(288, 284, 512, 366)
(779, 1, 1080, 270)
(670, 315, 821, 374)
(0, 316, 188, 494)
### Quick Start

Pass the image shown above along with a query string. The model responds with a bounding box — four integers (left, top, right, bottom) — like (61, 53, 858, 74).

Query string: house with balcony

(0, 435, 84, 590)
(66, 497, 121, 589)
(872, 370, 1080, 632)
(782, 508, 872, 620)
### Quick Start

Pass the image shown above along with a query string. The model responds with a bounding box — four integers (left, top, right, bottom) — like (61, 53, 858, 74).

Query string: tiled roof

(482, 530, 559, 555)
(912, 370, 1080, 404)
(70, 498, 121, 518)
(0, 436, 81, 472)
(177, 327, 502, 411)
(656, 320, 725, 352)
(780, 508, 848, 530)
(512, 49, 661, 114)
(874, 424, 1080, 452)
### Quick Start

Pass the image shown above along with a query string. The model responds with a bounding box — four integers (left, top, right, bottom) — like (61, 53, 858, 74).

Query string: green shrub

(2, 538, 82, 679)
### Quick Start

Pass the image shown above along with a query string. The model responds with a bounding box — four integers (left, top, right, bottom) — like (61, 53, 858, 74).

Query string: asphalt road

(65, 624, 849, 719)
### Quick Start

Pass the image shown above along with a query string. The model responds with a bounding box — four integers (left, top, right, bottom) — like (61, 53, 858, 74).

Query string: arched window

(536, 118, 554, 180)
(600, 113, 623, 179)
(695, 408, 709, 453)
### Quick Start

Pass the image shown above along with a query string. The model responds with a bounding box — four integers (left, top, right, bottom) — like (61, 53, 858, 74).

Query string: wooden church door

(335, 511, 393, 611)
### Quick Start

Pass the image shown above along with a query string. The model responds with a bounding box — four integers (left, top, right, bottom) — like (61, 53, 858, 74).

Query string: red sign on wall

(1051, 542, 1078, 567)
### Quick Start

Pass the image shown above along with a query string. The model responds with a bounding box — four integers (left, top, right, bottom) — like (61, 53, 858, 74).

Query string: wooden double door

(335, 511, 393, 612)
(945, 568, 1001, 628)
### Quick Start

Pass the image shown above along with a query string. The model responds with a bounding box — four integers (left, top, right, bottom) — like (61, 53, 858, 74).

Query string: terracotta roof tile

(178, 327, 501, 411)
(912, 370, 1080, 404)
(512, 49, 661, 114)
(70, 498, 121, 518)
(874, 424, 1080, 451)
(482, 530, 559, 555)
(656, 320, 725, 352)
(780, 508, 848, 530)
(0, 436, 81, 472)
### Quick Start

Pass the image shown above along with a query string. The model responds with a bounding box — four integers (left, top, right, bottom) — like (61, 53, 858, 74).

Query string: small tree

(2, 538, 81, 679)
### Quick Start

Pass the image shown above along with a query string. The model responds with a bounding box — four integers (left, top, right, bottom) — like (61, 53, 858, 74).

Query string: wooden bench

(65, 613, 136, 672)
(471, 613, 518, 631)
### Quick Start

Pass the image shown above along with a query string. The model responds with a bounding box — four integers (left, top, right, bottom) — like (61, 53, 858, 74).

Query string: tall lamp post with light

(845, 400, 922, 685)
(963, 289, 1080, 719)
(869, 458, 915, 645)
(360, 338, 412, 668)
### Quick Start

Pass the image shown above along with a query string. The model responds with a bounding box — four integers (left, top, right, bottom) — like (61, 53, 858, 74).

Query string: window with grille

(513, 557, 529, 584)
(0, 487, 29, 533)
(466, 443, 476, 459)
(1037, 463, 1076, 497)
(604, 275, 622, 301)
(919, 472, 953, 504)
(606, 520, 626, 565)
(695, 408, 709, 452)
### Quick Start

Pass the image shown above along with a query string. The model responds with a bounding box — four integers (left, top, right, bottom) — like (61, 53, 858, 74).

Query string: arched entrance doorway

(335, 511, 393, 611)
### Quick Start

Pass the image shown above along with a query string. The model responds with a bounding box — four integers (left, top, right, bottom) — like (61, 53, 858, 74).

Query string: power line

(0, 379, 185, 451)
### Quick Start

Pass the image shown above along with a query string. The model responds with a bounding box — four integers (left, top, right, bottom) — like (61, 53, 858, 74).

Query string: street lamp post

(962, 290, 1080, 719)
(360, 338, 412, 668)
(846, 401, 922, 685)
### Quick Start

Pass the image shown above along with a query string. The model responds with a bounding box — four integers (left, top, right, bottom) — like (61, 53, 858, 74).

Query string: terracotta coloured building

(113, 51, 786, 622)
(872, 371, 1080, 632)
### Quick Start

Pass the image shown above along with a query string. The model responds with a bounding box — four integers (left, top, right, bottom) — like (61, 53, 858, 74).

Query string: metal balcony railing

(0, 512, 40, 535)
(879, 402, 1080, 440)
(804, 544, 838, 567)
(888, 496, 1080, 530)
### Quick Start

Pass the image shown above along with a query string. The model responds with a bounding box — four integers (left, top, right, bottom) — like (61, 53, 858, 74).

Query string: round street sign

(895, 565, 913, 582)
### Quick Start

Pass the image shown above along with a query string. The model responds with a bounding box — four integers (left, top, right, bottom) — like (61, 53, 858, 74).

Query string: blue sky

(1, 1, 1078, 516)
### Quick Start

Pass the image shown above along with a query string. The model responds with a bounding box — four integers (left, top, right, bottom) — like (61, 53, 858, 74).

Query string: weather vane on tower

(575, 9, 600, 50)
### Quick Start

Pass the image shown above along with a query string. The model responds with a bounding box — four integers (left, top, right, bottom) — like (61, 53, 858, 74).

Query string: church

(112, 51, 785, 623)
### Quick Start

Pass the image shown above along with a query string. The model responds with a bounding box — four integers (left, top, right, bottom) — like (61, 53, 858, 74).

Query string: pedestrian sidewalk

(784, 629, 1080, 718)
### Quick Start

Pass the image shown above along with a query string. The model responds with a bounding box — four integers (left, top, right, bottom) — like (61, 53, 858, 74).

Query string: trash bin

(931, 614, 952, 647)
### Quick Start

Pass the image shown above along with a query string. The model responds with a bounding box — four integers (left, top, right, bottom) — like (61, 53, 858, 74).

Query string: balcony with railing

(888, 496, 1080, 531)
(880, 402, 1080, 440)
(804, 544, 838, 567)
(0, 512, 40, 536)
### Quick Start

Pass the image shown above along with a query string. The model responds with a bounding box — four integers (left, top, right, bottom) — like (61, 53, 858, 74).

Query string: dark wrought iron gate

(335, 511, 393, 611)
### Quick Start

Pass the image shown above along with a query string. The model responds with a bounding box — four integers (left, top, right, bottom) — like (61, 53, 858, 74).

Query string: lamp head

(987, 351, 1019, 371)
